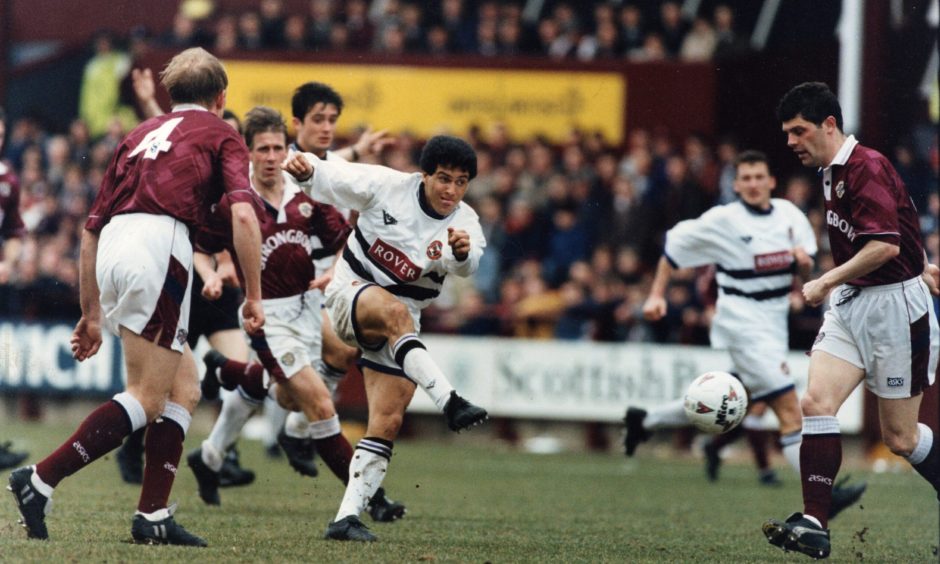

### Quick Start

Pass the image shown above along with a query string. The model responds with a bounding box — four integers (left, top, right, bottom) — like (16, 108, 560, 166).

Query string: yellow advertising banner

(223, 61, 626, 144)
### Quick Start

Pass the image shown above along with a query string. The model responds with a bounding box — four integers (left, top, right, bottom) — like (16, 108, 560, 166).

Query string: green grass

(0, 419, 937, 562)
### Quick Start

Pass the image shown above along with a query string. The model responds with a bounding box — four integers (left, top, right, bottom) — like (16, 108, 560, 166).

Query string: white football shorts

(97, 213, 193, 353)
(324, 259, 421, 377)
(245, 289, 323, 382)
(727, 344, 794, 401)
(812, 276, 939, 399)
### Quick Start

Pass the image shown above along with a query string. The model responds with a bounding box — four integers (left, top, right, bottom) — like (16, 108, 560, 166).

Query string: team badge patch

(835, 181, 845, 199)
(426, 240, 443, 260)
(298, 202, 313, 218)
(176, 329, 188, 345)
(0, 182, 10, 197)
(281, 352, 296, 367)
(813, 331, 826, 347)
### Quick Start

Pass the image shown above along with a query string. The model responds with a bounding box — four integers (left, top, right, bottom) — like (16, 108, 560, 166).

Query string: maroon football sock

(35, 400, 132, 488)
(800, 433, 842, 527)
(238, 362, 267, 401)
(137, 418, 184, 514)
(315, 433, 354, 484)
(709, 423, 744, 451)
(218, 359, 253, 390)
(746, 429, 771, 471)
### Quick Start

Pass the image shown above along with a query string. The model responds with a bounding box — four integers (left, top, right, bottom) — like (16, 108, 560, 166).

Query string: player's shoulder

(769, 197, 801, 214)
(846, 143, 893, 176)
(454, 199, 481, 223)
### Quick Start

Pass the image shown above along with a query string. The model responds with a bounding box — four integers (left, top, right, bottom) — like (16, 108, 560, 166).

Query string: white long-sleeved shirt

(298, 153, 485, 310)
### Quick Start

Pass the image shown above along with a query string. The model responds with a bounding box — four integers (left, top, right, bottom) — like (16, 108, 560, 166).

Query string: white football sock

(285, 410, 311, 439)
(391, 334, 454, 410)
(334, 437, 392, 521)
(643, 399, 688, 429)
(780, 431, 802, 473)
(204, 391, 257, 472)
(262, 396, 289, 448)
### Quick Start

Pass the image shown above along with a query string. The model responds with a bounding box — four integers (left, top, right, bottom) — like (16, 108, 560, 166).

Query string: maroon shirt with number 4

(822, 137, 924, 286)
(0, 163, 26, 241)
(85, 107, 253, 234)
(197, 184, 351, 299)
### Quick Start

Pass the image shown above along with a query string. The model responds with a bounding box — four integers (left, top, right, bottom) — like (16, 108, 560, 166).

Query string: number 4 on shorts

(128, 117, 184, 160)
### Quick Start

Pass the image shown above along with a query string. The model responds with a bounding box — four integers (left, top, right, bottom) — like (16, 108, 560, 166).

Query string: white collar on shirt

(171, 103, 210, 113)
(823, 134, 858, 171)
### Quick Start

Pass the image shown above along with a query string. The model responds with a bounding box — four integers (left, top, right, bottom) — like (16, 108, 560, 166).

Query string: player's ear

(213, 90, 227, 117)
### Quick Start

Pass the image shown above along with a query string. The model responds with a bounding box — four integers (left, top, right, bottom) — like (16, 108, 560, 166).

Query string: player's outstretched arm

(334, 126, 395, 162)
(131, 68, 164, 119)
(71, 229, 102, 361)
(792, 246, 814, 280)
(642, 256, 674, 321)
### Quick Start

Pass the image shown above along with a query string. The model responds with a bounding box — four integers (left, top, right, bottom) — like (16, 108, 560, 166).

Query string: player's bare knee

(324, 343, 357, 370)
(799, 392, 834, 416)
(382, 300, 414, 336)
(882, 431, 916, 457)
(370, 412, 403, 438)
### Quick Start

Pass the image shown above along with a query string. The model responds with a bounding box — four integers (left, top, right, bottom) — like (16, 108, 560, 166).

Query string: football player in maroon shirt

(7, 48, 264, 547)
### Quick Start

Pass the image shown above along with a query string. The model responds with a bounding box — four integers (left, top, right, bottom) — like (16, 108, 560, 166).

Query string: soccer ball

(683, 371, 748, 434)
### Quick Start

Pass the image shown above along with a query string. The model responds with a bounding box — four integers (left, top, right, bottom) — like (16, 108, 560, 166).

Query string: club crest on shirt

(426, 240, 443, 260)
(281, 352, 295, 366)
(298, 202, 313, 218)
(813, 331, 826, 347)
(176, 328, 188, 345)
(835, 181, 845, 199)
(0, 182, 10, 198)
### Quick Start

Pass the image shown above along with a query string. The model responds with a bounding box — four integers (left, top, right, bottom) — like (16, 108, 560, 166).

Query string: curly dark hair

(419, 135, 477, 179)
(776, 82, 843, 131)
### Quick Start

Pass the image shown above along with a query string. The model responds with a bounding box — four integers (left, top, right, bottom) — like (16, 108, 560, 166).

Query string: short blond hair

(160, 47, 228, 106)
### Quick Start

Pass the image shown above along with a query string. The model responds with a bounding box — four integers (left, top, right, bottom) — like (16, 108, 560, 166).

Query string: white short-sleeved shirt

(665, 199, 817, 351)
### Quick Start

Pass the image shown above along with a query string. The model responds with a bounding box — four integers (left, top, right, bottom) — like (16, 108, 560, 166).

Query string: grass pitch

(0, 418, 937, 563)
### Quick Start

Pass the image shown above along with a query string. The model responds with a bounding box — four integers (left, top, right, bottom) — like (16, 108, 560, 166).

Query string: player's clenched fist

(282, 152, 314, 181)
(447, 227, 470, 260)
(642, 295, 667, 321)
(241, 298, 266, 335)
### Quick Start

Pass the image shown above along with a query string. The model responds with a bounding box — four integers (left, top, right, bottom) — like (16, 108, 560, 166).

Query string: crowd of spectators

(1, 99, 937, 351)
(141, 0, 752, 63)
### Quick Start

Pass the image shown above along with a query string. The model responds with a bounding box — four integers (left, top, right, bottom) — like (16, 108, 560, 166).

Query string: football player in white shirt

(284, 135, 488, 542)
(625, 150, 865, 517)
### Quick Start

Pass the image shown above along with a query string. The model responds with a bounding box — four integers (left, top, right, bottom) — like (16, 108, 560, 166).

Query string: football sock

(123, 427, 146, 454)
(908, 423, 940, 490)
(36, 392, 146, 488)
(780, 430, 802, 473)
(137, 402, 189, 514)
(335, 437, 392, 521)
(642, 399, 688, 429)
(204, 390, 258, 472)
(746, 428, 771, 471)
(310, 415, 353, 484)
(709, 421, 743, 451)
(217, 357, 249, 390)
(800, 416, 841, 528)
(285, 410, 311, 439)
(391, 334, 454, 410)
(263, 397, 289, 450)
(238, 362, 268, 401)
